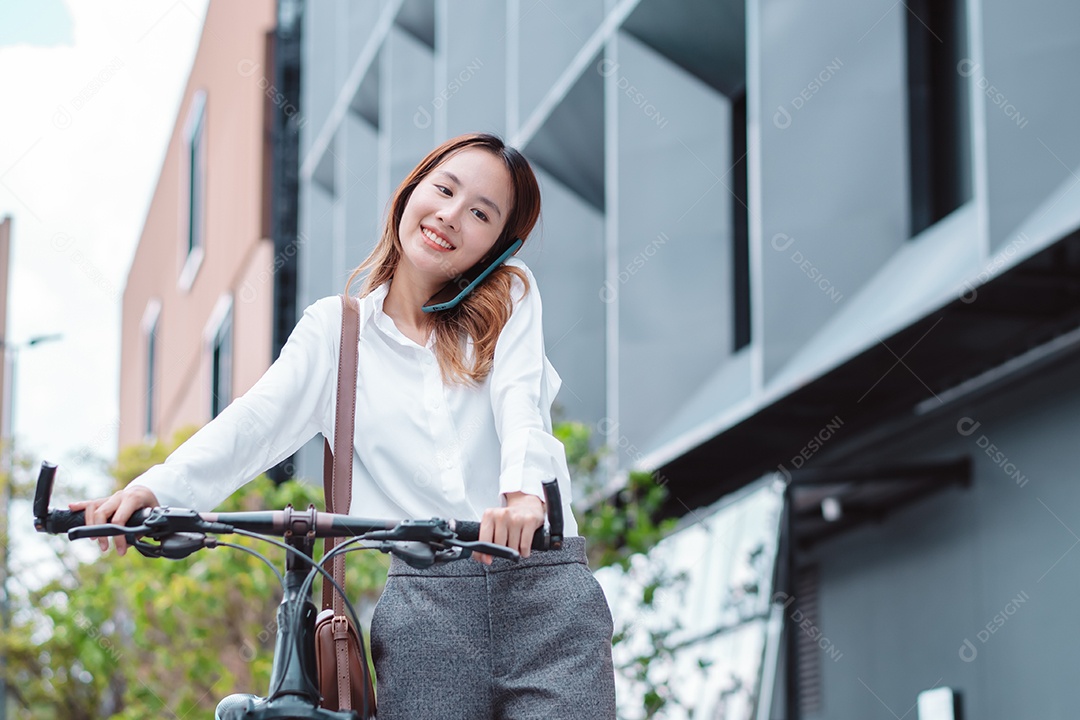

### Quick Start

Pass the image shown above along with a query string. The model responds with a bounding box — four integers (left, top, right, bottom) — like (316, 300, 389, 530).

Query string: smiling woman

(75, 132, 616, 719)
(347, 132, 542, 385)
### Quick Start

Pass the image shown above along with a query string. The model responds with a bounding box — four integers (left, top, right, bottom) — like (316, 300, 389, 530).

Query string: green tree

(556, 420, 679, 570)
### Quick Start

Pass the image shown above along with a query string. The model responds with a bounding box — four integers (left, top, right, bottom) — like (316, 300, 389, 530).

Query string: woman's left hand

(476, 491, 545, 564)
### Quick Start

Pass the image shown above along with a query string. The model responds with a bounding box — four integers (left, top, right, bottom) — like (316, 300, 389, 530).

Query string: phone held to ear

(421, 238, 524, 313)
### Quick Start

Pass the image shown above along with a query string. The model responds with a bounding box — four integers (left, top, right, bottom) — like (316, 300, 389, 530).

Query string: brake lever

(444, 538, 520, 561)
(133, 532, 209, 560)
(69, 522, 151, 540)
(69, 508, 230, 541)
(382, 541, 438, 569)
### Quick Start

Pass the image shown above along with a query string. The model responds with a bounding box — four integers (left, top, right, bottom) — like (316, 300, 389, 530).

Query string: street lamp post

(0, 333, 62, 720)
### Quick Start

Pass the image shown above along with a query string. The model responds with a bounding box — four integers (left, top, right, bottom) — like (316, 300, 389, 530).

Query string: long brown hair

(344, 133, 542, 385)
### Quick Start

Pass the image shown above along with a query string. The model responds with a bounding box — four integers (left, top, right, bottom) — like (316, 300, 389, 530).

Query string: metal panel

(302, 0, 337, 157)
(517, 166, 607, 430)
(440, 0, 507, 139)
(515, 0, 606, 133)
(757, 0, 909, 381)
(382, 26, 436, 196)
(982, 0, 1080, 251)
(615, 31, 732, 454)
(342, 113, 380, 277)
(346, 0, 383, 75)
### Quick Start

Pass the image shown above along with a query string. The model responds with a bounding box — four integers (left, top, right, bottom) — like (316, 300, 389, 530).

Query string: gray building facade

(294, 0, 1080, 717)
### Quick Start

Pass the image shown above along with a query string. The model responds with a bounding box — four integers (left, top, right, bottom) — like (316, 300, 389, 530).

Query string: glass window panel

(598, 480, 784, 719)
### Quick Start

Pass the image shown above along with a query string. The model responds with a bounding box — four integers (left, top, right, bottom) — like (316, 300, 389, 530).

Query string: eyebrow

(434, 170, 503, 219)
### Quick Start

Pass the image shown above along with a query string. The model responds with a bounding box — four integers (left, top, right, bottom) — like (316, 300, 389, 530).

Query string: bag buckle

(332, 615, 349, 640)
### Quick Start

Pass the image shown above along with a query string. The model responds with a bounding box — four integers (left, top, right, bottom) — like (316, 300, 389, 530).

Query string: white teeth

(422, 228, 454, 250)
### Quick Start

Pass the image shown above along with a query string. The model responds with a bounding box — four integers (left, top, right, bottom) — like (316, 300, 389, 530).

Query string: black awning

(657, 228, 1080, 518)
(786, 458, 971, 550)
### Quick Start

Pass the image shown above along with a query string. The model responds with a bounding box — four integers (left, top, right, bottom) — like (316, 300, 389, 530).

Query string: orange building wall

(119, 0, 277, 451)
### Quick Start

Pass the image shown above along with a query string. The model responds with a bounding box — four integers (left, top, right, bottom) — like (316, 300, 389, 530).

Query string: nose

(436, 200, 462, 231)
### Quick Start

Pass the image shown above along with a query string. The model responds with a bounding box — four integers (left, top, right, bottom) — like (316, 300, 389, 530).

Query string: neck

(382, 260, 443, 336)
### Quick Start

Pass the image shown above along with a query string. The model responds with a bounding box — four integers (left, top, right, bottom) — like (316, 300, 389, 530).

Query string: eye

(472, 209, 489, 222)
(435, 184, 452, 196)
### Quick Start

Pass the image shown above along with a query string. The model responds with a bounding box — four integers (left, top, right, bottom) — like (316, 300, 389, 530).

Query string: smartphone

(421, 237, 523, 312)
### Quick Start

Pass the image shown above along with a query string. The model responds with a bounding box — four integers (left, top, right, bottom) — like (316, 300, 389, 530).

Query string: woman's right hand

(67, 485, 160, 556)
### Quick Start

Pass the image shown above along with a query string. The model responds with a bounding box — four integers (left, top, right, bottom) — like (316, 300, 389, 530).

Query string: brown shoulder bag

(313, 294, 377, 717)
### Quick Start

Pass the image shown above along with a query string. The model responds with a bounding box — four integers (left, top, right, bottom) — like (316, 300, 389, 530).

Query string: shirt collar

(363, 282, 435, 351)
(353, 283, 384, 334)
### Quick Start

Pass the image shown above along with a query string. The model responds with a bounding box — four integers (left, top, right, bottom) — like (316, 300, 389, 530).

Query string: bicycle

(33, 461, 565, 719)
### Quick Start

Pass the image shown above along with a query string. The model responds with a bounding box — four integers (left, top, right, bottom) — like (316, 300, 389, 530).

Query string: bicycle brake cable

(238, 529, 369, 704)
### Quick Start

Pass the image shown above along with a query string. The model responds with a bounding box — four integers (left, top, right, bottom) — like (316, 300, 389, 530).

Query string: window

(180, 90, 207, 289)
(142, 300, 162, 440)
(906, 0, 971, 236)
(731, 91, 750, 351)
(599, 481, 784, 718)
(209, 298, 233, 418)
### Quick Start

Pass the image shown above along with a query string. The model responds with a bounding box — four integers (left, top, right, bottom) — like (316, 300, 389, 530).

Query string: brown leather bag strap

(322, 294, 360, 613)
(320, 439, 335, 611)
(333, 616, 353, 709)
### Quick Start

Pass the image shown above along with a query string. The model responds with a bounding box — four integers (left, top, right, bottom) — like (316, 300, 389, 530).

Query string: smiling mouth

(422, 226, 456, 250)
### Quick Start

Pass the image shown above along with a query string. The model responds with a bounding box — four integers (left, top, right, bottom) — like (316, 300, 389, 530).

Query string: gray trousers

(370, 536, 617, 719)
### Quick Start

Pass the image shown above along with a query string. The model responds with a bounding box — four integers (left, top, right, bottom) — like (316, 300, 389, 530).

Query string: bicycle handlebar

(33, 461, 564, 559)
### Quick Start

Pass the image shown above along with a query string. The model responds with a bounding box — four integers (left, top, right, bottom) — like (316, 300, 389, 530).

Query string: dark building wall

(809, 351, 1080, 718)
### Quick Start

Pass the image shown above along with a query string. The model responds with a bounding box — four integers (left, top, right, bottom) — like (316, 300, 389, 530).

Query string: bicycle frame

(213, 533, 363, 720)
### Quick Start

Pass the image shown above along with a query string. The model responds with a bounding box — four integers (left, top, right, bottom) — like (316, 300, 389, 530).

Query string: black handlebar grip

(34, 461, 58, 522)
(34, 461, 86, 534)
(453, 520, 480, 540)
(453, 521, 548, 550)
(33, 461, 156, 536)
(45, 509, 86, 534)
(540, 479, 563, 549)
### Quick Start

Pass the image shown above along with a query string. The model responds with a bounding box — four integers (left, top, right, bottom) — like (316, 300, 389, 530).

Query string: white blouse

(129, 257, 578, 535)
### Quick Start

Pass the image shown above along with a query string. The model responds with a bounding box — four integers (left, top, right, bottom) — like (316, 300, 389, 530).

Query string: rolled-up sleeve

(489, 268, 572, 504)
(128, 297, 340, 510)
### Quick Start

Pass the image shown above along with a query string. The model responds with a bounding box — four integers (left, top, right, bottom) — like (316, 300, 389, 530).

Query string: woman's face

(397, 147, 514, 282)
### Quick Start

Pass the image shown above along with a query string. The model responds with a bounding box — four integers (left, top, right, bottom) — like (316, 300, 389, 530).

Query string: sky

(0, 0, 210, 569)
